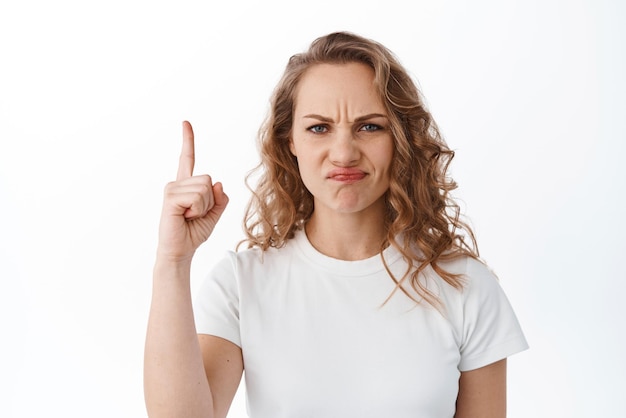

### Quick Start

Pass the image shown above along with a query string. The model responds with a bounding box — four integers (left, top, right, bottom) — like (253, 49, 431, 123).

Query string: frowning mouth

(327, 168, 367, 183)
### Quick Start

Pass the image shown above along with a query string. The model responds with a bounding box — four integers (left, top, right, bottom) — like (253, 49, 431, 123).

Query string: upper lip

(326, 168, 367, 179)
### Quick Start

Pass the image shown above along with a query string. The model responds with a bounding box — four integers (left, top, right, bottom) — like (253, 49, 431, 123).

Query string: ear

(288, 138, 297, 156)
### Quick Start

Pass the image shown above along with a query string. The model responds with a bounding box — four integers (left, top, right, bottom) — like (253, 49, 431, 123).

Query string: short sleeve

(193, 251, 242, 347)
(457, 259, 528, 371)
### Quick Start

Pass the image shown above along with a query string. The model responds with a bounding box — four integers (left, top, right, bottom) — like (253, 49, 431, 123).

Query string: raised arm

(143, 121, 242, 418)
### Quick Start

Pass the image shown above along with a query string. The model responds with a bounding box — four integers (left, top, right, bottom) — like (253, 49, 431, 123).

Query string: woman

(144, 32, 528, 418)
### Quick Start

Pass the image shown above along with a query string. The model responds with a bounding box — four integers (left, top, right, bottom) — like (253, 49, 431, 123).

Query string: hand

(156, 121, 229, 262)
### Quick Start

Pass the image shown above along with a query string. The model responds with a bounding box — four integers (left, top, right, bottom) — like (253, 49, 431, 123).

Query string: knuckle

(199, 174, 212, 184)
(200, 182, 212, 194)
(163, 181, 177, 193)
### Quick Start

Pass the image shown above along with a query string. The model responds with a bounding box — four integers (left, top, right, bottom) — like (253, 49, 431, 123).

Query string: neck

(305, 208, 387, 261)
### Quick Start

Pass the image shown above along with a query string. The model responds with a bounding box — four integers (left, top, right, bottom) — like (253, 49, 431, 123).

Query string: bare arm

(144, 121, 240, 418)
(199, 335, 244, 417)
(144, 260, 214, 417)
(454, 359, 507, 418)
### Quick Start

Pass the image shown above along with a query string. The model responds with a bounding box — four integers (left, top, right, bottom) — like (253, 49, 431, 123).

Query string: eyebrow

(302, 113, 388, 123)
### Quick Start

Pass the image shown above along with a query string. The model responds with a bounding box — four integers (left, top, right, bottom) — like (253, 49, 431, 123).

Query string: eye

(359, 123, 382, 132)
(308, 124, 329, 134)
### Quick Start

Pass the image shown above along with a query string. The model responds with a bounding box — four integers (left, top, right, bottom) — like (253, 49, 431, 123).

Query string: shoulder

(434, 256, 502, 301)
(230, 240, 296, 266)
(426, 256, 511, 335)
(432, 256, 514, 322)
(215, 237, 302, 283)
(433, 256, 528, 370)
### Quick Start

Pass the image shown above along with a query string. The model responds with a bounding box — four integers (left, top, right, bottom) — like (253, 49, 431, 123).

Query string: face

(289, 62, 394, 218)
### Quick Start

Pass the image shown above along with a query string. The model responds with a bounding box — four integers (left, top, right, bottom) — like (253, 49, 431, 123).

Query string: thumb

(210, 182, 229, 218)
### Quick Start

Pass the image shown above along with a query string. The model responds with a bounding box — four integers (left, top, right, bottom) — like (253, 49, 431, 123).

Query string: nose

(329, 128, 360, 166)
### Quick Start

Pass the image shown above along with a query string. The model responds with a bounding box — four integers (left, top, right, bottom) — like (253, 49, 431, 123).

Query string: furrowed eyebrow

(302, 114, 334, 123)
(302, 113, 388, 123)
(353, 113, 388, 123)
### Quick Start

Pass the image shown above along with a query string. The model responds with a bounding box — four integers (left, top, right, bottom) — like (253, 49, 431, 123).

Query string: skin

(290, 62, 395, 260)
(455, 359, 507, 418)
(144, 121, 242, 418)
(144, 63, 508, 417)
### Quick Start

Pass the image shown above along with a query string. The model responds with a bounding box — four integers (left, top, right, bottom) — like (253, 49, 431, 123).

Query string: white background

(1, 0, 624, 417)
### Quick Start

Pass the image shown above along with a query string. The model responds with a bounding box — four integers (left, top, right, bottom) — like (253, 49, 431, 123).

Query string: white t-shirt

(194, 230, 528, 418)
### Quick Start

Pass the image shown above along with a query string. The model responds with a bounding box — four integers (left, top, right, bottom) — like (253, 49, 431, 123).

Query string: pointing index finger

(177, 120, 195, 180)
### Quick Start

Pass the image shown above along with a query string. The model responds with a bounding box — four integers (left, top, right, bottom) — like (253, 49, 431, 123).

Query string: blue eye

(308, 125, 328, 134)
(360, 123, 381, 132)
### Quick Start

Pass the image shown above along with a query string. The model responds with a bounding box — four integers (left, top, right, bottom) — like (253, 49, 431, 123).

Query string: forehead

(293, 62, 385, 115)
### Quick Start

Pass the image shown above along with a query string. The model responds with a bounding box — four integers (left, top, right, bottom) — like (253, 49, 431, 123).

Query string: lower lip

(329, 174, 366, 184)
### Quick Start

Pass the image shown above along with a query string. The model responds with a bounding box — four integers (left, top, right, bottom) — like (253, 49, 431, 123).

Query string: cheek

(295, 155, 316, 180)
(376, 141, 395, 175)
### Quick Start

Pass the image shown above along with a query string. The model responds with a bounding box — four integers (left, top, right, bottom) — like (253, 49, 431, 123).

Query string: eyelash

(308, 124, 329, 134)
(306, 124, 383, 134)
(360, 123, 382, 132)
